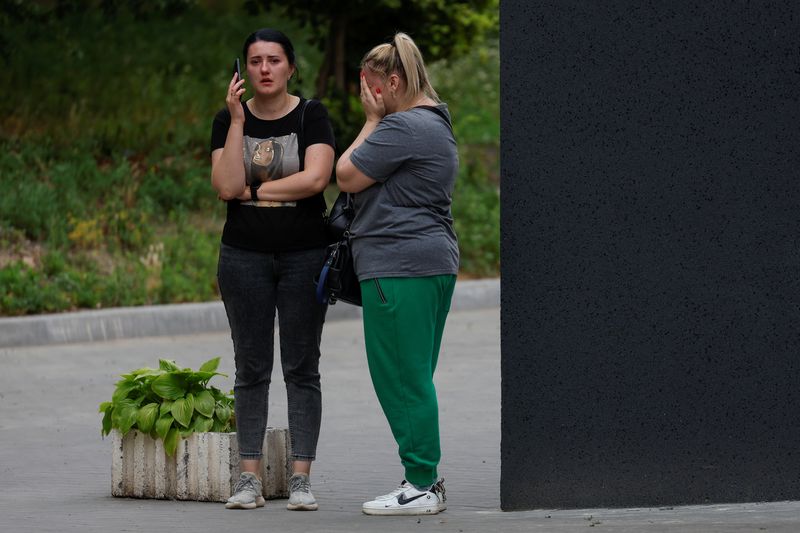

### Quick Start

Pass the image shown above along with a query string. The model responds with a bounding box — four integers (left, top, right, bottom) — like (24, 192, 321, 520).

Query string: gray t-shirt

(349, 104, 459, 281)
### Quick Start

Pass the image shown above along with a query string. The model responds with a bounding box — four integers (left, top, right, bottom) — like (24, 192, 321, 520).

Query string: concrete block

(111, 428, 290, 502)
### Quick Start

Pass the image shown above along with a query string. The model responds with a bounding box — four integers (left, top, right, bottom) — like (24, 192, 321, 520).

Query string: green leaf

(114, 401, 139, 435)
(112, 381, 138, 403)
(171, 396, 194, 428)
(159, 359, 179, 372)
(186, 392, 195, 416)
(159, 400, 174, 417)
(192, 415, 214, 433)
(136, 403, 159, 434)
(101, 407, 113, 436)
(151, 373, 186, 400)
(215, 404, 232, 424)
(211, 419, 226, 433)
(209, 387, 226, 401)
(194, 390, 215, 418)
(122, 367, 159, 380)
(186, 371, 225, 384)
(155, 414, 173, 440)
(99, 401, 112, 413)
(198, 357, 220, 373)
(111, 398, 139, 435)
(164, 427, 179, 456)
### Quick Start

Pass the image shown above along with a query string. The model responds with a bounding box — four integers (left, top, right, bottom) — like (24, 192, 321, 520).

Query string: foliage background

(0, 0, 499, 316)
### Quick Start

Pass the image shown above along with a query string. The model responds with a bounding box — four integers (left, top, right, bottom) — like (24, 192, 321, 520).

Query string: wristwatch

(249, 181, 262, 202)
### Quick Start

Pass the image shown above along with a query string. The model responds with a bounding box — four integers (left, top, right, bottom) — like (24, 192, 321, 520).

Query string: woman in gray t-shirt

(336, 32, 458, 517)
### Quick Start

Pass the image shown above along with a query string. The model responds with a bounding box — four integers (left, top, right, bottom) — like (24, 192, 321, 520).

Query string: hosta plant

(99, 357, 235, 456)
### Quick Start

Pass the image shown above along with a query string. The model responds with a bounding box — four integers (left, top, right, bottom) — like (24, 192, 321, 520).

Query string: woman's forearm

(211, 120, 246, 200)
(251, 169, 327, 202)
(336, 119, 379, 191)
(236, 143, 334, 202)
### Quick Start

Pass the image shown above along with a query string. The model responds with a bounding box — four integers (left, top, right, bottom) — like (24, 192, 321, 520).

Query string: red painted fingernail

(376, 88, 381, 94)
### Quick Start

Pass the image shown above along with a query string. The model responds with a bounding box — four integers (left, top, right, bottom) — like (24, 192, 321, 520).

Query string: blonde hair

(361, 32, 439, 104)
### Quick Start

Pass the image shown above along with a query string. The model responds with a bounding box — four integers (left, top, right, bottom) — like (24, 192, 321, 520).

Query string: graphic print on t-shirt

(251, 138, 283, 183)
(242, 132, 299, 207)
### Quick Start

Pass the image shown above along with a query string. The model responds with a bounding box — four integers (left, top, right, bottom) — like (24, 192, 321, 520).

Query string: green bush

(157, 217, 222, 303)
(430, 41, 500, 146)
(453, 158, 501, 277)
(0, 5, 499, 316)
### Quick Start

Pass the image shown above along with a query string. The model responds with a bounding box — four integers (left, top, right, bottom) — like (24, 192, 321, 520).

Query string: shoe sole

(287, 502, 319, 511)
(362, 504, 445, 516)
(225, 497, 266, 509)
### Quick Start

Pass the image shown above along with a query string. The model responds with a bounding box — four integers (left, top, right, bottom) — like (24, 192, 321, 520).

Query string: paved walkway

(1, 306, 799, 532)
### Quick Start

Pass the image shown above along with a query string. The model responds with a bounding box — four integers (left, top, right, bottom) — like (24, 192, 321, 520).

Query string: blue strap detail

(316, 242, 341, 305)
(316, 261, 331, 305)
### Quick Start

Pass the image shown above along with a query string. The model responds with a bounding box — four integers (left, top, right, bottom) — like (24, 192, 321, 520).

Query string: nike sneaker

(362, 478, 447, 515)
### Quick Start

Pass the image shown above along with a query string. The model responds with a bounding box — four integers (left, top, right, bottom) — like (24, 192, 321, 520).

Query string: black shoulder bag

(315, 192, 361, 306)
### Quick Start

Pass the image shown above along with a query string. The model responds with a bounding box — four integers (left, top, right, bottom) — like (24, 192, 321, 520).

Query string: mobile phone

(232, 58, 241, 82)
(232, 58, 242, 100)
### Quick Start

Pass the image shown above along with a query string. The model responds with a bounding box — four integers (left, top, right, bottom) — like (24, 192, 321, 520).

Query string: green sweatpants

(360, 275, 457, 487)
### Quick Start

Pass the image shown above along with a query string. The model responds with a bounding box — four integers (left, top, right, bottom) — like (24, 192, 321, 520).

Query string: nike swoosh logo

(397, 493, 428, 505)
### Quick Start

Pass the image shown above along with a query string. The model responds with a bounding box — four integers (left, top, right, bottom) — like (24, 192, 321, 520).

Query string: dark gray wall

(500, 2, 800, 510)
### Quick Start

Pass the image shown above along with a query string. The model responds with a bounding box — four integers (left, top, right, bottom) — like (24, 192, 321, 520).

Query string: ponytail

(361, 32, 439, 104)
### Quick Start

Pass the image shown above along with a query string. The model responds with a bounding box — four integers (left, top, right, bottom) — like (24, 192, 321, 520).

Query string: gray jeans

(217, 243, 327, 461)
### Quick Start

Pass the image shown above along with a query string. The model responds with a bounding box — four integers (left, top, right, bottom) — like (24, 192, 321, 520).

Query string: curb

(0, 278, 499, 348)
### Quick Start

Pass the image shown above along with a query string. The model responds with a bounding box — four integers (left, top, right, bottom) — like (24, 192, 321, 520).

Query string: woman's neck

(247, 93, 297, 120)
(395, 94, 437, 113)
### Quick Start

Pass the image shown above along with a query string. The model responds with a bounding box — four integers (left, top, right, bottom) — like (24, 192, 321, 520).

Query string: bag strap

(315, 240, 342, 305)
(297, 97, 328, 216)
(316, 258, 332, 304)
(298, 98, 311, 171)
(343, 193, 355, 221)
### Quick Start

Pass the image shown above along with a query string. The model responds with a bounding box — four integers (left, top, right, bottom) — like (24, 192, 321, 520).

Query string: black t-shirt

(210, 98, 335, 252)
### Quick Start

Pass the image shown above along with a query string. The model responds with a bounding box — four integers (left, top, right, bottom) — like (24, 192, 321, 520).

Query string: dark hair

(242, 28, 296, 66)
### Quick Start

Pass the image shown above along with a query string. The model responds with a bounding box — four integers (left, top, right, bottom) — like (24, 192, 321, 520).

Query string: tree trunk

(333, 13, 347, 93)
(314, 21, 333, 98)
(315, 13, 348, 98)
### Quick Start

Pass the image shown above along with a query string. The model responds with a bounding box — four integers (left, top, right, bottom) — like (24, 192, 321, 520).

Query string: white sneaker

(225, 472, 265, 509)
(362, 479, 447, 516)
(287, 473, 318, 511)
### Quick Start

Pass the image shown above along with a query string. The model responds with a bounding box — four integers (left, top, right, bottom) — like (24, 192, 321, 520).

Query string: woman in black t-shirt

(210, 28, 335, 512)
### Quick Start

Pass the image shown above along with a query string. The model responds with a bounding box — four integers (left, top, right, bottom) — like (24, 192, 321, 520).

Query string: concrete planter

(111, 427, 290, 502)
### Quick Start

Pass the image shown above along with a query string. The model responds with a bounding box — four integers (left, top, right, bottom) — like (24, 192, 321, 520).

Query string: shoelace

(383, 481, 409, 499)
(290, 475, 311, 494)
(233, 475, 258, 494)
(433, 478, 446, 502)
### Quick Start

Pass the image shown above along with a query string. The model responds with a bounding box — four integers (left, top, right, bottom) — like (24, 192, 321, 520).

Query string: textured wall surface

(501, 2, 800, 510)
